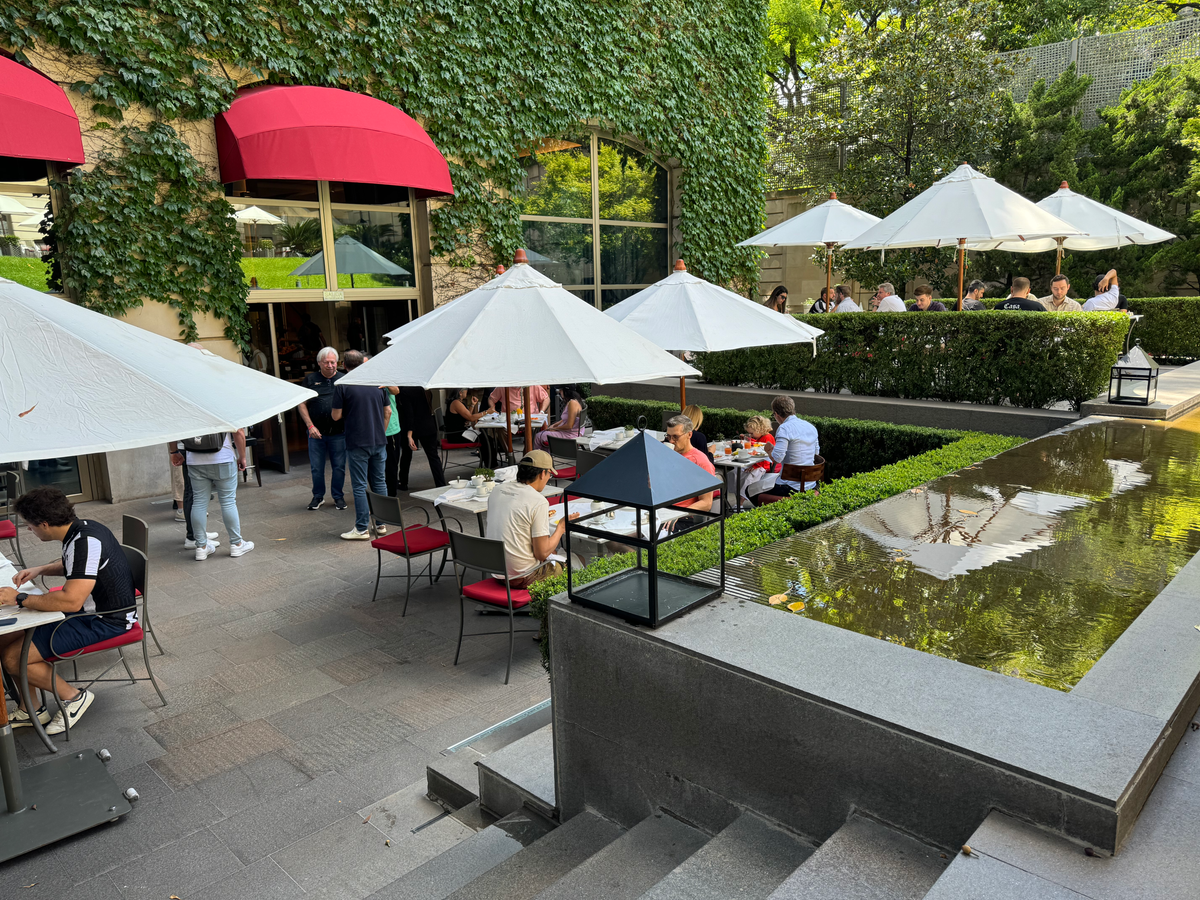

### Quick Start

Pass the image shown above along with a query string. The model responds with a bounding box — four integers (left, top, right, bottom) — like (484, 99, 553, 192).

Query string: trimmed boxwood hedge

(693, 311, 1129, 411)
(529, 429, 1025, 671)
(586, 395, 965, 480)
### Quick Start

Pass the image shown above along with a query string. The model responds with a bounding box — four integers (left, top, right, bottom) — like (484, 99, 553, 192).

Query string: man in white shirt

(752, 395, 819, 504)
(873, 282, 906, 312)
(486, 450, 578, 588)
(1039, 274, 1083, 311)
(1082, 269, 1127, 312)
(831, 284, 861, 313)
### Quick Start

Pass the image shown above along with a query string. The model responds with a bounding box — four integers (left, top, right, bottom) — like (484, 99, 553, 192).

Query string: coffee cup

(470, 475, 484, 487)
(590, 500, 606, 514)
(736, 449, 750, 460)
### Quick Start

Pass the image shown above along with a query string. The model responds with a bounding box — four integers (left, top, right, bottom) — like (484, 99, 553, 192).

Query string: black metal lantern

(1109, 343, 1159, 406)
(564, 422, 725, 627)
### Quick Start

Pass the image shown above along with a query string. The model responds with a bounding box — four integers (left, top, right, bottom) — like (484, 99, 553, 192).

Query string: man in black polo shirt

(998, 277, 1045, 311)
(0, 488, 135, 735)
(297, 346, 347, 511)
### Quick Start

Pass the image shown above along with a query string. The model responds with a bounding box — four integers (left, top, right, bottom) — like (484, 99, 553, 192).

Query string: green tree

(983, 0, 1176, 52)
(766, 0, 836, 108)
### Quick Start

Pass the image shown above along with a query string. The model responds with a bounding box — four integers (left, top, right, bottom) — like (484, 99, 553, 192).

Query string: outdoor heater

(1108, 342, 1159, 406)
(564, 421, 726, 627)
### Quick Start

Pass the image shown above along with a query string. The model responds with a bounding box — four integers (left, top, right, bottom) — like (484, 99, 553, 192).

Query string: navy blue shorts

(32, 614, 130, 661)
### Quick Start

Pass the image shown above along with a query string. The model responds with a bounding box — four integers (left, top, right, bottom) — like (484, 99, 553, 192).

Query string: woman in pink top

(534, 386, 586, 451)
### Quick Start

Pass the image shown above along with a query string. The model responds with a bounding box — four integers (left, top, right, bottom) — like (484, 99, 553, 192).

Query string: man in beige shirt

(1040, 274, 1083, 312)
(485, 450, 578, 587)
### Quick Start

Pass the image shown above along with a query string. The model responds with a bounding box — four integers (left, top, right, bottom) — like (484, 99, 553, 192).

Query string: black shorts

(32, 614, 130, 661)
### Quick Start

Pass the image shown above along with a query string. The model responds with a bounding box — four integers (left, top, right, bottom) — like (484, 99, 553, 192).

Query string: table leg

(20, 630, 56, 754)
(475, 512, 486, 536)
(735, 468, 745, 512)
(1, 686, 23, 813)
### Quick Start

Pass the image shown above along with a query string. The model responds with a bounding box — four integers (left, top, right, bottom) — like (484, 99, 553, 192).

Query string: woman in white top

(179, 430, 253, 561)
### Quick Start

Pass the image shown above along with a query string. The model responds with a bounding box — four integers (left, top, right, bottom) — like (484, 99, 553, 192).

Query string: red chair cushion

(440, 440, 479, 450)
(553, 466, 577, 479)
(48, 622, 145, 661)
(0, 519, 15, 539)
(372, 525, 451, 556)
(461, 578, 531, 609)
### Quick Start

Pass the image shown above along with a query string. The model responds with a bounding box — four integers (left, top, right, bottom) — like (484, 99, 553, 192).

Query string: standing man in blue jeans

(187, 430, 254, 560)
(298, 346, 347, 511)
(332, 350, 391, 540)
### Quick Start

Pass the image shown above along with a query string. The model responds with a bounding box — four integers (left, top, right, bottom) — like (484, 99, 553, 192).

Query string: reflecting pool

(741, 413, 1200, 690)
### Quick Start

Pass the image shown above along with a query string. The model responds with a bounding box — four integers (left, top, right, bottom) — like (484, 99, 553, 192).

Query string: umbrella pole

(523, 387, 534, 454)
(826, 243, 833, 312)
(1056, 237, 1064, 275)
(505, 403, 514, 462)
(680, 376, 687, 411)
(956, 239, 966, 311)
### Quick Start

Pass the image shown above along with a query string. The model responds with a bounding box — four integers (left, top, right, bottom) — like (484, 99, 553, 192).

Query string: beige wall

(755, 190, 868, 312)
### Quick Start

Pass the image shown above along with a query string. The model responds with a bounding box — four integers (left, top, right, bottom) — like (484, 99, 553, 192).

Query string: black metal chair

(575, 448, 606, 478)
(121, 515, 163, 656)
(448, 531, 539, 685)
(435, 406, 481, 475)
(546, 435, 579, 486)
(367, 491, 461, 615)
(47, 544, 167, 740)
(1, 470, 24, 568)
(242, 425, 263, 486)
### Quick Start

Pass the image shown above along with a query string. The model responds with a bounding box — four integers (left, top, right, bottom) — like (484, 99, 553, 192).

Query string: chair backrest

(576, 449, 605, 477)
(1, 470, 19, 516)
(447, 530, 508, 580)
(434, 405, 446, 436)
(367, 491, 405, 529)
(780, 454, 825, 490)
(120, 544, 147, 601)
(547, 435, 578, 463)
(122, 515, 149, 555)
(661, 410, 674, 432)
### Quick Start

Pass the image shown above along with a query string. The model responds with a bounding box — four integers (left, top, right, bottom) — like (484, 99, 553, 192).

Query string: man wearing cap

(486, 450, 578, 588)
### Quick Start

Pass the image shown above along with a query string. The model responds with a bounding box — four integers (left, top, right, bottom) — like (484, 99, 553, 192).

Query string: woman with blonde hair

(681, 405, 712, 463)
(739, 415, 779, 508)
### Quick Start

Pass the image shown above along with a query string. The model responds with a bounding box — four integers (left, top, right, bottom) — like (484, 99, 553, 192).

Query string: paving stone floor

(3, 450, 550, 899)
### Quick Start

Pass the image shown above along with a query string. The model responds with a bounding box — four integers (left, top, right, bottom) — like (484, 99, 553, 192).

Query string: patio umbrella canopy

(605, 260, 824, 406)
(0, 278, 316, 462)
(289, 235, 410, 280)
(967, 181, 1175, 271)
(842, 164, 1085, 307)
(737, 193, 880, 308)
(232, 205, 284, 226)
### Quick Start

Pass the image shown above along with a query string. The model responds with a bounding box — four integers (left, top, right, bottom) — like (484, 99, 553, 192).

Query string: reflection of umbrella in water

(289, 236, 411, 287)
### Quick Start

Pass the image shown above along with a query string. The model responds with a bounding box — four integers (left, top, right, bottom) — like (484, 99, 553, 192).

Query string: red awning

(0, 56, 85, 178)
(214, 85, 453, 198)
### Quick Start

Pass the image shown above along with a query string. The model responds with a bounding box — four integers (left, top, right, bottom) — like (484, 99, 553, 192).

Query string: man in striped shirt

(0, 488, 135, 734)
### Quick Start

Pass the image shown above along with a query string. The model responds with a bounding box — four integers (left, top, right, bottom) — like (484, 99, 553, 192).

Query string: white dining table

(1, 606, 64, 756)
(555, 500, 690, 559)
(709, 441, 773, 509)
(411, 482, 564, 535)
(576, 429, 667, 453)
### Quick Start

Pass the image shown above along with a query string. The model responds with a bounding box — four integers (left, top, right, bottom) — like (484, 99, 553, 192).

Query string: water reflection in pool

(742, 413, 1200, 690)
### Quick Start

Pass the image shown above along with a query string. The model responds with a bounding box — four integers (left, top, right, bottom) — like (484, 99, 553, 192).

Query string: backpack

(181, 433, 226, 453)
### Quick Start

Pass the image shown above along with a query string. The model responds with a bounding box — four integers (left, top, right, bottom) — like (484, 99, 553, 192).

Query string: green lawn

(0, 257, 51, 291)
(240, 258, 413, 290)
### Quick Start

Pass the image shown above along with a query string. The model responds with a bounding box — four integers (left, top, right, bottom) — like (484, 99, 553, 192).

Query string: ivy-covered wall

(1, 1, 768, 346)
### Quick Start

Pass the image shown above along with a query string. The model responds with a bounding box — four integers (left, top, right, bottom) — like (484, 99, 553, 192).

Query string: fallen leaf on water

(784, 556, 799, 565)
(909, 488, 924, 494)
(767, 594, 788, 606)
(18, 404, 36, 418)
(787, 601, 806, 612)
(958, 510, 978, 515)
(894, 557, 906, 562)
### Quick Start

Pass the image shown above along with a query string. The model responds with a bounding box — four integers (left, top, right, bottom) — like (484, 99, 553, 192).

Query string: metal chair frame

(367, 491, 462, 615)
(435, 406, 481, 475)
(575, 448, 606, 478)
(48, 544, 167, 741)
(448, 531, 539, 685)
(547, 435, 579, 486)
(755, 455, 826, 505)
(121, 515, 164, 655)
(1, 470, 24, 568)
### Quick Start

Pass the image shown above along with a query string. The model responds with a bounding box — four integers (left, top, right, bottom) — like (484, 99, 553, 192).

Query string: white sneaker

(373, 523, 388, 535)
(174, 508, 186, 522)
(45, 690, 95, 735)
(184, 533, 220, 550)
(195, 541, 219, 560)
(230, 540, 255, 558)
(10, 705, 51, 728)
(341, 528, 372, 540)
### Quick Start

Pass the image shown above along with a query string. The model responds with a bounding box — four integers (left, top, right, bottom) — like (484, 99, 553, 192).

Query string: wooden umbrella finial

(514, 248, 528, 265)
(496, 264, 506, 274)
(829, 191, 837, 200)
(1060, 181, 1069, 190)
(674, 259, 686, 271)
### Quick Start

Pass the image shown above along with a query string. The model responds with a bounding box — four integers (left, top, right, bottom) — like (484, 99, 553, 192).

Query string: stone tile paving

(4, 453, 550, 898)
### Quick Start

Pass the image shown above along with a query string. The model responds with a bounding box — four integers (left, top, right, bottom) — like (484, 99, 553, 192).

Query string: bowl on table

(449, 478, 468, 488)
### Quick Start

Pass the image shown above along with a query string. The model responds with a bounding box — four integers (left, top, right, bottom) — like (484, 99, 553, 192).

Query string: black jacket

(398, 386, 438, 437)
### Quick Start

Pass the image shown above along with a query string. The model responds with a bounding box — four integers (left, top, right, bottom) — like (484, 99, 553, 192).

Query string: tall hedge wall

(586, 395, 963, 480)
(694, 311, 1129, 410)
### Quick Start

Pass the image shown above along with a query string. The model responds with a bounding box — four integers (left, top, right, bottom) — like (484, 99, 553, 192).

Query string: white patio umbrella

(967, 181, 1175, 274)
(737, 192, 881, 308)
(231, 205, 284, 256)
(606, 259, 825, 408)
(0, 278, 315, 462)
(339, 249, 699, 449)
(842, 164, 1086, 308)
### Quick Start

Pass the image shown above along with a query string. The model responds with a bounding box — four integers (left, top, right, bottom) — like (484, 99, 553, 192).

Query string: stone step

(766, 814, 948, 900)
(478, 723, 556, 820)
(639, 811, 816, 900)
(427, 747, 485, 811)
(446, 810, 627, 900)
(532, 812, 710, 900)
(365, 808, 554, 900)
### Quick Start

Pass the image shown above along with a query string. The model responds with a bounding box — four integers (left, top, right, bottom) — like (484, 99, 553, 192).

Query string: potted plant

(474, 467, 495, 481)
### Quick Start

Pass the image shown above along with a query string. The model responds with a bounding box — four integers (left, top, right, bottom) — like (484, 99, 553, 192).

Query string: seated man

(486, 451, 578, 588)
(874, 282, 907, 312)
(753, 395, 819, 504)
(907, 285, 946, 311)
(1082, 269, 1128, 311)
(830, 284, 861, 313)
(1040, 274, 1083, 311)
(0, 488, 136, 735)
(961, 280, 988, 310)
(663, 415, 719, 527)
(998, 277, 1045, 311)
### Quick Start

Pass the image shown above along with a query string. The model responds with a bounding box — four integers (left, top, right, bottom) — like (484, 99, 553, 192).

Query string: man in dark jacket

(398, 386, 447, 491)
(998, 277, 1045, 311)
(907, 285, 947, 311)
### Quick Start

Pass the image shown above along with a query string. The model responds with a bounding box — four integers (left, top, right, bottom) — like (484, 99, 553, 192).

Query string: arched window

(520, 132, 670, 308)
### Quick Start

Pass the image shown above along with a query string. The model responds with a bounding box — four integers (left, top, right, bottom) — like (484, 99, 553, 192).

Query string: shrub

(694, 311, 1129, 410)
(529, 430, 1025, 671)
(586, 396, 964, 480)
